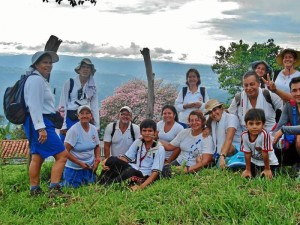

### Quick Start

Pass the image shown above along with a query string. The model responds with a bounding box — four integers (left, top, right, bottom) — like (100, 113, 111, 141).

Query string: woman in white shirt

(23, 51, 68, 196)
(161, 110, 214, 174)
(263, 48, 300, 102)
(63, 105, 100, 188)
(175, 68, 209, 128)
(157, 105, 184, 164)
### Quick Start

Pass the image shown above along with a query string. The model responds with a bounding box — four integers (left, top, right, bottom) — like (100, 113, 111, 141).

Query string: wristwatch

(220, 153, 226, 158)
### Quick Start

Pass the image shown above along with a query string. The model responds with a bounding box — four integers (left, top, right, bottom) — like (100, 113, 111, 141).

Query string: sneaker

(30, 187, 44, 196)
(48, 185, 70, 198)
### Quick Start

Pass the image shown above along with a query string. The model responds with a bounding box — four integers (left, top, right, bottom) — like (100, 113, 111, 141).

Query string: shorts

(23, 115, 65, 159)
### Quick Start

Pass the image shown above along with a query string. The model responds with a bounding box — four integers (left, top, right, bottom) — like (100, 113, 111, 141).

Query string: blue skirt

(23, 114, 65, 159)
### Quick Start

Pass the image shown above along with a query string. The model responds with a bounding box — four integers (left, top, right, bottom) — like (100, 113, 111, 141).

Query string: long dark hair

(161, 105, 179, 122)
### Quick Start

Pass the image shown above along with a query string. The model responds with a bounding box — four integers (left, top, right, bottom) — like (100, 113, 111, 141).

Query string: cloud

(0, 40, 184, 61)
(196, 0, 300, 48)
(102, 0, 195, 15)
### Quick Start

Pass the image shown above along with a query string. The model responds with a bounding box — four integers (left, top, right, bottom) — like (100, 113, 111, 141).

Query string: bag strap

(262, 88, 275, 111)
(111, 122, 117, 138)
(290, 100, 297, 125)
(200, 87, 205, 101)
(182, 87, 188, 101)
(130, 123, 136, 141)
(68, 78, 74, 101)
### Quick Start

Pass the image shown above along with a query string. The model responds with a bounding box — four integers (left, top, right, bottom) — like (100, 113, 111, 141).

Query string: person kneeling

(98, 119, 165, 191)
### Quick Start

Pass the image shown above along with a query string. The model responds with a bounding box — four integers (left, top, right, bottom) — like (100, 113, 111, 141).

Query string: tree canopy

(42, 0, 97, 7)
(211, 39, 282, 98)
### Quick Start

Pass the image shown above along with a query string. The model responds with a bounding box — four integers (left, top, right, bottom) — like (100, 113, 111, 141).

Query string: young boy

(98, 119, 165, 191)
(241, 108, 279, 179)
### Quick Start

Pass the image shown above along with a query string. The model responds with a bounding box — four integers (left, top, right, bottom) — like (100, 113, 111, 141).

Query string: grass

(0, 163, 299, 225)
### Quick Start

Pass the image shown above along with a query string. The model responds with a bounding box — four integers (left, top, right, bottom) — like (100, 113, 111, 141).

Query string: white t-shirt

(170, 128, 214, 166)
(103, 121, 140, 157)
(123, 139, 165, 176)
(275, 70, 300, 93)
(175, 86, 209, 124)
(211, 111, 239, 154)
(65, 122, 100, 170)
(241, 129, 278, 166)
(157, 120, 184, 159)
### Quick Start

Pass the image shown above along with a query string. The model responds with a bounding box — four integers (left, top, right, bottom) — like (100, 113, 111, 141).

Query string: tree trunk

(140, 48, 155, 119)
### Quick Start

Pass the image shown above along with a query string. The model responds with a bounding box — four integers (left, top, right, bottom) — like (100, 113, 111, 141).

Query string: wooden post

(140, 48, 155, 119)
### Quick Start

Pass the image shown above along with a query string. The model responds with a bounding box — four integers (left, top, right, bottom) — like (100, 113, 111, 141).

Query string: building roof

(0, 139, 29, 159)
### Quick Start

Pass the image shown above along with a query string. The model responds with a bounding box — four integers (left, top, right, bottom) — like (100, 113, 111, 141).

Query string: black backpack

(3, 73, 37, 124)
(111, 122, 136, 141)
(182, 86, 206, 101)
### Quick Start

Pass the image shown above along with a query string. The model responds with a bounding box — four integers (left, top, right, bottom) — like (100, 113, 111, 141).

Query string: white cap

(77, 105, 92, 114)
(119, 106, 132, 114)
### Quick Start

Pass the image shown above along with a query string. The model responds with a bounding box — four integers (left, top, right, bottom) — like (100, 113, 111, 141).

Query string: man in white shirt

(103, 106, 140, 158)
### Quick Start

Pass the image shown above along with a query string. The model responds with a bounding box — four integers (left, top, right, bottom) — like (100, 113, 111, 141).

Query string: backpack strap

(68, 78, 74, 101)
(235, 92, 241, 106)
(262, 89, 275, 111)
(182, 87, 188, 101)
(130, 123, 136, 141)
(290, 99, 297, 125)
(110, 122, 117, 138)
(200, 87, 205, 101)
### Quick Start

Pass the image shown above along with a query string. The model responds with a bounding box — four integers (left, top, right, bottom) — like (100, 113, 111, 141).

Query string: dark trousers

(274, 143, 300, 166)
(98, 156, 143, 185)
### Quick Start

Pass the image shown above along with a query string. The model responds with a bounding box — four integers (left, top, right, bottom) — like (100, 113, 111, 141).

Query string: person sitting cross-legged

(98, 119, 165, 191)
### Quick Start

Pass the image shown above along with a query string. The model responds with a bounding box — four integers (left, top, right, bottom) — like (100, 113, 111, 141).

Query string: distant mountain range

(0, 54, 229, 117)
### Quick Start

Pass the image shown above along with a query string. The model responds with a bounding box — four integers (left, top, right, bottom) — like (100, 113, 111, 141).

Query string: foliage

(42, 0, 97, 7)
(0, 164, 299, 224)
(100, 78, 178, 130)
(0, 124, 26, 140)
(212, 39, 281, 98)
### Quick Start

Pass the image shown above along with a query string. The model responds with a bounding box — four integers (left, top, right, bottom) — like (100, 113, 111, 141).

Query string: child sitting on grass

(98, 119, 165, 191)
(241, 108, 279, 179)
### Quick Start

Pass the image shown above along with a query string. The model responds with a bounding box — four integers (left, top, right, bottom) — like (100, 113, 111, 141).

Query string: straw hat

(275, 48, 300, 67)
(205, 99, 223, 115)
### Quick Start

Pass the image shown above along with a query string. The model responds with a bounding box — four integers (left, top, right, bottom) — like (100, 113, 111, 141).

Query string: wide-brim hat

(75, 58, 96, 75)
(119, 106, 132, 114)
(276, 48, 300, 67)
(77, 105, 92, 114)
(251, 60, 273, 75)
(205, 99, 223, 115)
(31, 51, 59, 66)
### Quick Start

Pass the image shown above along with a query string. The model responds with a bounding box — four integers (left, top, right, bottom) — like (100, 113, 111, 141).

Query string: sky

(0, 0, 300, 65)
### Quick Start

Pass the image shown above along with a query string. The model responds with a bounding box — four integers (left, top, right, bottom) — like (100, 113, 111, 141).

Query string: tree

(100, 79, 178, 133)
(42, 0, 97, 7)
(211, 39, 281, 98)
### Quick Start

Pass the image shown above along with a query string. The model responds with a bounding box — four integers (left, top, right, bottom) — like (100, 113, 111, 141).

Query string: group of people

(22, 47, 300, 196)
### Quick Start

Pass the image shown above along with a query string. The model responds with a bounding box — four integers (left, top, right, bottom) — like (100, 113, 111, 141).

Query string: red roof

(0, 139, 29, 159)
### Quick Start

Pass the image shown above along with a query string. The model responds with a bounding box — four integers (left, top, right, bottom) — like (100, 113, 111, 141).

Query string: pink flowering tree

(100, 79, 178, 131)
